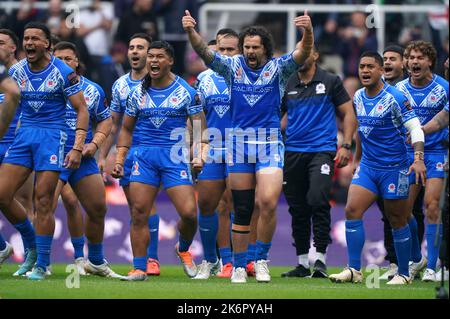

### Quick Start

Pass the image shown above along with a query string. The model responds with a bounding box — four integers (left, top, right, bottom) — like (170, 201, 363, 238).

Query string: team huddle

(0, 10, 448, 286)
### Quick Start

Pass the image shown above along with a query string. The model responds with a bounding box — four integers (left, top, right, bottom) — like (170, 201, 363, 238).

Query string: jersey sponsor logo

(132, 161, 140, 176)
(387, 183, 396, 193)
(50, 154, 58, 164)
(315, 83, 326, 94)
(320, 163, 330, 175)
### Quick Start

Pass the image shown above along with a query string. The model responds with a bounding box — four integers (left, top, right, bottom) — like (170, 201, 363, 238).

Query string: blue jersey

(0, 92, 22, 145)
(110, 73, 144, 147)
(8, 56, 82, 130)
(197, 69, 231, 149)
(208, 53, 299, 141)
(354, 84, 417, 169)
(126, 76, 203, 148)
(396, 75, 449, 153)
(0, 63, 22, 144)
(64, 76, 111, 153)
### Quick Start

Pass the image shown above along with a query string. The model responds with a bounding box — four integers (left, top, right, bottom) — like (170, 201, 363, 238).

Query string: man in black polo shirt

(281, 46, 357, 278)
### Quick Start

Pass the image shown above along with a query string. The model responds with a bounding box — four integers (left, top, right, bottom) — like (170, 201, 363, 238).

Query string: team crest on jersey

(387, 183, 396, 193)
(235, 68, 243, 80)
(359, 126, 373, 138)
(150, 117, 166, 128)
(429, 95, 437, 103)
(171, 96, 178, 104)
(46, 79, 56, 89)
(436, 162, 444, 171)
(263, 71, 270, 78)
(20, 79, 27, 89)
(315, 83, 326, 94)
(180, 170, 188, 179)
(243, 94, 263, 107)
(28, 101, 45, 112)
(50, 154, 58, 165)
(132, 161, 140, 176)
(214, 104, 230, 118)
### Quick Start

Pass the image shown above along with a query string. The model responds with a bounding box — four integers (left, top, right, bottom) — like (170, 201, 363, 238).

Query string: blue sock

(133, 256, 147, 272)
(256, 241, 272, 261)
(35, 235, 53, 270)
(247, 243, 257, 264)
(426, 224, 442, 270)
(408, 216, 422, 263)
(178, 237, 192, 253)
(199, 212, 219, 263)
(13, 219, 36, 251)
(345, 220, 365, 271)
(392, 225, 412, 277)
(233, 251, 247, 269)
(0, 233, 6, 251)
(71, 236, 85, 259)
(88, 243, 104, 265)
(219, 247, 232, 265)
(147, 214, 160, 260)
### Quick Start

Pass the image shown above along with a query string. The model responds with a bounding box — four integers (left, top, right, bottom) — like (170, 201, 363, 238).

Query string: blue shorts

(351, 163, 410, 199)
(119, 147, 137, 187)
(197, 147, 228, 181)
(408, 152, 447, 182)
(2, 127, 67, 171)
(130, 146, 193, 189)
(59, 157, 100, 186)
(227, 141, 284, 174)
(0, 143, 11, 163)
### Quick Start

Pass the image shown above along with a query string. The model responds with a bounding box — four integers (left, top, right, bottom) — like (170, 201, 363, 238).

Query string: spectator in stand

(11, 0, 46, 42)
(44, 0, 64, 35)
(158, 0, 199, 76)
(76, 0, 114, 94)
(115, 0, 160, 46)
(338, 11, 378, 77)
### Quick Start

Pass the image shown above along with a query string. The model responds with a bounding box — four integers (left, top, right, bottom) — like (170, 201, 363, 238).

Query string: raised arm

(182, 10, 215, 65)
(292, 10, 314, 66)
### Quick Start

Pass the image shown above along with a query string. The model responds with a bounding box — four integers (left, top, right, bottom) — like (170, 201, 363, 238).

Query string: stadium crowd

(0, 0, 448, 285)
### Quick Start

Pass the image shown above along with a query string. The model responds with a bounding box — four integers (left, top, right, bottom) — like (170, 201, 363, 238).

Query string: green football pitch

(0, 264, 446, 299)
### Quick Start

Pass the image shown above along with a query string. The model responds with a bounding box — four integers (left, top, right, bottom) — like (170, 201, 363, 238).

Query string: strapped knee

(231, 189, 255, 234)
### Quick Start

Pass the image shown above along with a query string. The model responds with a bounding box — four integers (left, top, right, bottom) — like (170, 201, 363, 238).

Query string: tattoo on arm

(435, 111, 448, 129)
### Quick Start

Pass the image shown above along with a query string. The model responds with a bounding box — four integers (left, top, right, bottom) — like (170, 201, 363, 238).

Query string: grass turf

(0, 264, 446, 299)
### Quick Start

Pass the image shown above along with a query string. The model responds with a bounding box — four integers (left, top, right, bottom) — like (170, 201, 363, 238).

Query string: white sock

(298, 254, 309, 268)
(316, 252, 326, 264)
